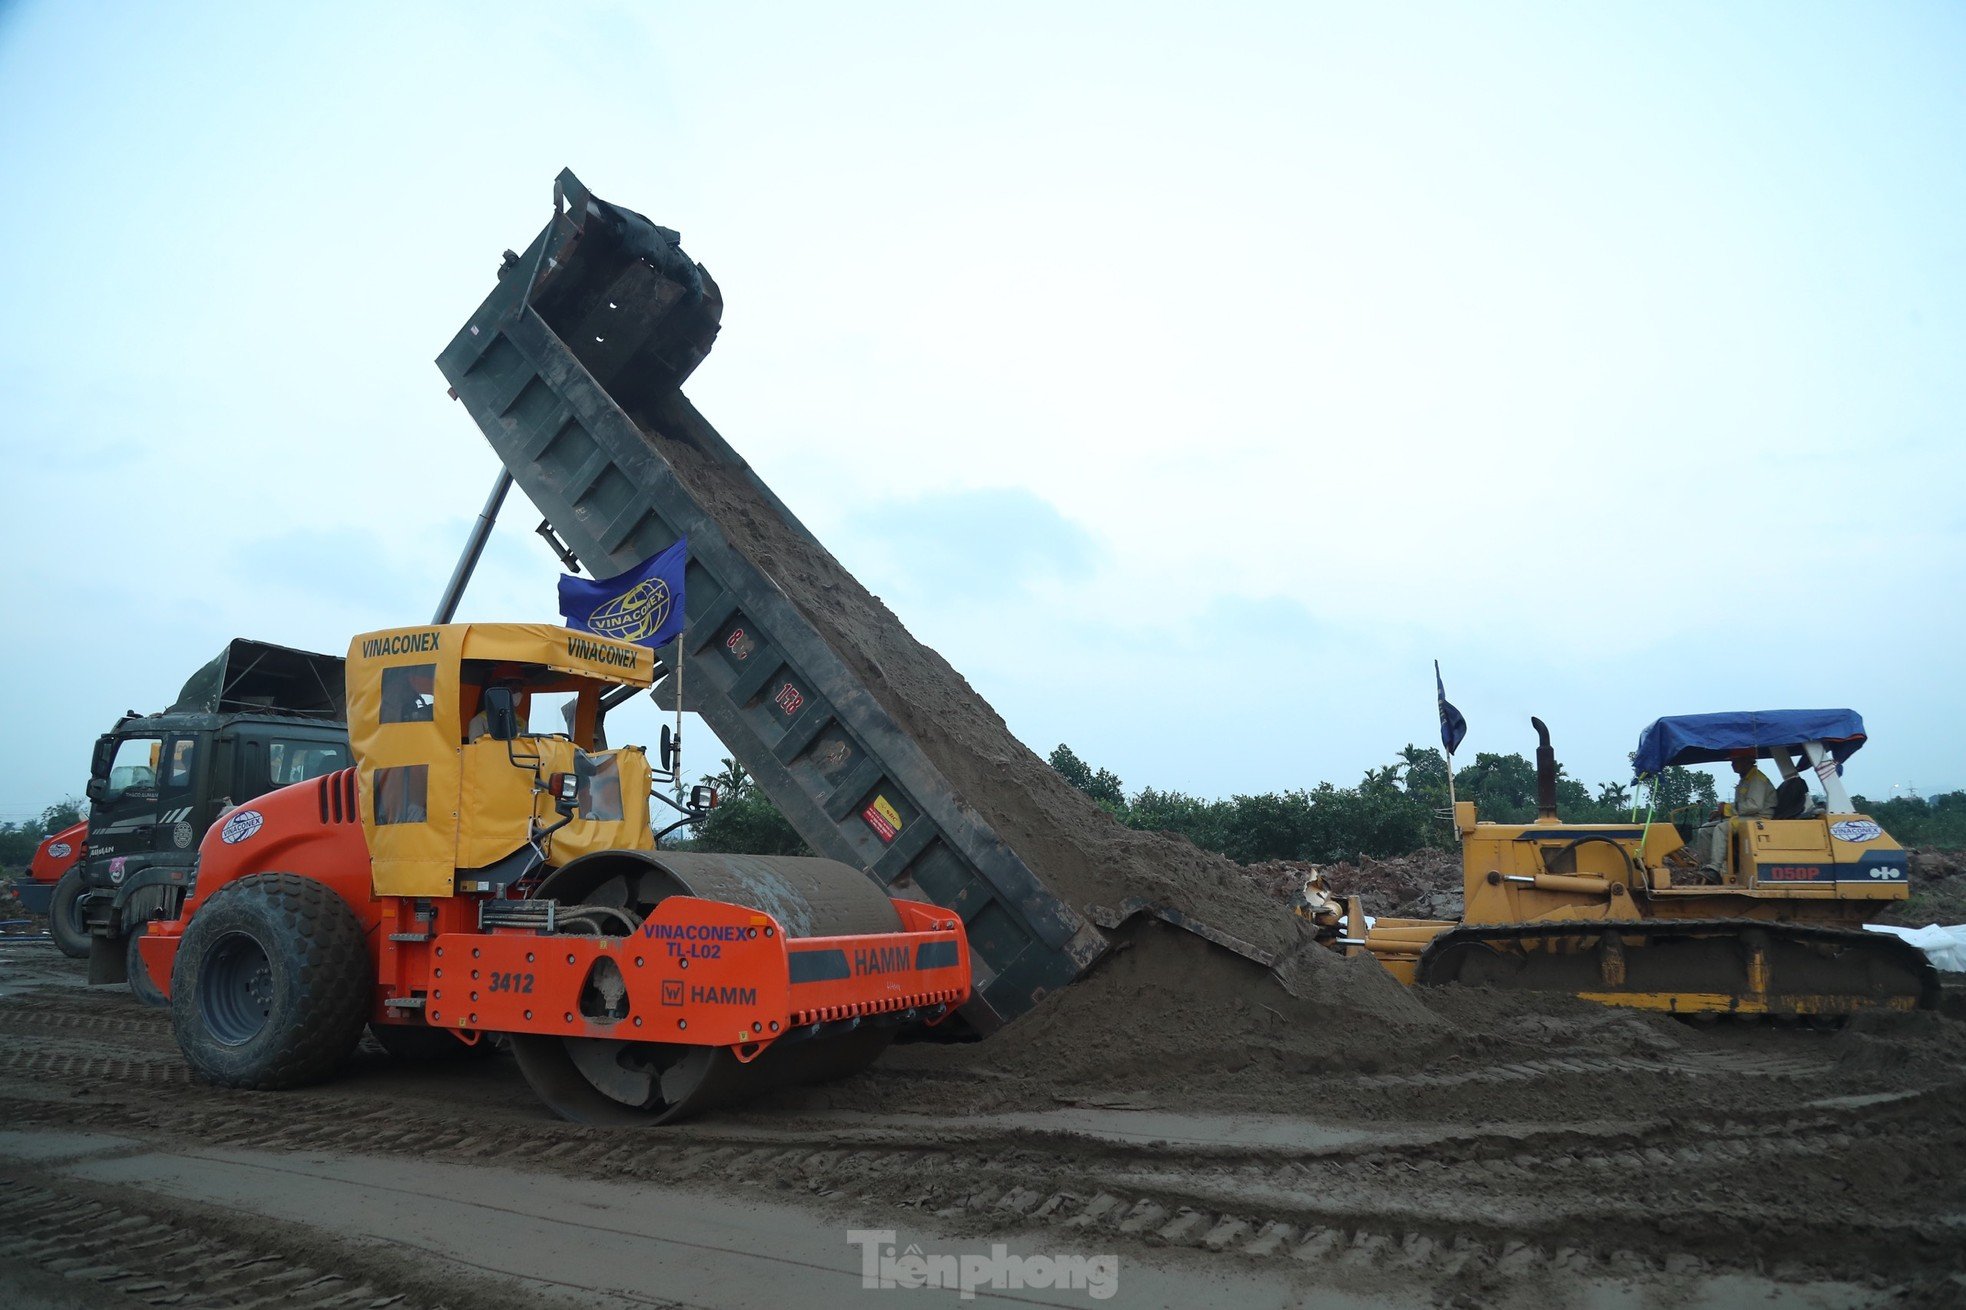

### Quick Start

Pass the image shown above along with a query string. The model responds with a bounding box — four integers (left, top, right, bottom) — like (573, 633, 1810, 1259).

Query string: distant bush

(1851, 792, 1966, 850)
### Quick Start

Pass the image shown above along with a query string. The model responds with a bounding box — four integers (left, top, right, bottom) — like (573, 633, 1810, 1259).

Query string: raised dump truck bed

(437, 171, 1109, 1032)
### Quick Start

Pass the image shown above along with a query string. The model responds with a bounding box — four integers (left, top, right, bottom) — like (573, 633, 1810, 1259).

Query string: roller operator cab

(1335, 711, 1936, 1017)
(79, 639, 348, 1002)
(140, 623, 971, 1125)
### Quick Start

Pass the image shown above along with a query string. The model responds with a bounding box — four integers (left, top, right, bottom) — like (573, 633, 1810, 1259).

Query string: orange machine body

(138, 769, 970, 1058)
(28, 821, 88, 885)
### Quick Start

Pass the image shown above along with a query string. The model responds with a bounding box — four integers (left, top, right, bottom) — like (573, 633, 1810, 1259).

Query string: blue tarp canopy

(1633, 709, 1866, 776)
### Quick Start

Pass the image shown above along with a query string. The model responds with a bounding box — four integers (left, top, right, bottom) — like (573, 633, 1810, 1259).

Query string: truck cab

(82, 639, 348, 993)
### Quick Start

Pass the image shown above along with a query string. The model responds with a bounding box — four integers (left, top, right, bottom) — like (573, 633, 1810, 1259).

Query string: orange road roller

(136, 623, 970, 1124)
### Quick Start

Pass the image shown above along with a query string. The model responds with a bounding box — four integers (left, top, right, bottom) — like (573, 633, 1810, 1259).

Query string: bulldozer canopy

(1634, 709, 1866, 775)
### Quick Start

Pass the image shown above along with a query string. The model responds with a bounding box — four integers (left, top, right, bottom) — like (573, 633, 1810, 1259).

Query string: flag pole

(672, 638, 687, 807)
(1435, 659, 1463, 841)
(1446, 745, 1460, 840)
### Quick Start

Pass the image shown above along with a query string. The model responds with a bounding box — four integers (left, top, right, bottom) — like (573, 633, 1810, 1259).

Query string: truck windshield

(103, 736, 164, 803)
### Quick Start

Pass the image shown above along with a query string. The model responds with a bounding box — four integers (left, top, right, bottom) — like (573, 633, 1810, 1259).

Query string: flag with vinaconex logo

(558, 538, 687, 648)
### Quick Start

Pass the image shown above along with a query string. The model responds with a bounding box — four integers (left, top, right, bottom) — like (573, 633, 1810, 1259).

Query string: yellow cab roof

(345, 623, 655, 690)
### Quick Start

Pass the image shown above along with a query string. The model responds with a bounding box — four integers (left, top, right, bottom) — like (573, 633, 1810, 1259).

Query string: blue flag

(1435, 660, 1467, 757)
(558, 538, 687, 648)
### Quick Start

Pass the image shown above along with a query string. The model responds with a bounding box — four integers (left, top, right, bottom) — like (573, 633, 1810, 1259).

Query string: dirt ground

(2, 937, 1961, 1309)
(1886, 850, 1966, 928)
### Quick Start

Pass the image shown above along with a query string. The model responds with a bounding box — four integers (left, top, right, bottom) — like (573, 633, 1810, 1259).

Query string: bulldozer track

(0, 1176, 438, 1309)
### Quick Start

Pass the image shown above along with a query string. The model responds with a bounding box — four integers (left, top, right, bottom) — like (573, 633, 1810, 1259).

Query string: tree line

(0, 799, 85, 869)
(7, 753, 1959, 874)
(684, 744, 1965, 862)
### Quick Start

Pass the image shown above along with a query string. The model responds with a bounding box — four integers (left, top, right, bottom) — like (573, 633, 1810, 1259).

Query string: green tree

(1453, 752, 1540, 822)
(706, 758, 752, 803)
(0, 796, 87, 869)
(1650, 766, 1720, 831)
(1852, 791, 1966, 849)
(1048, 744, 1126, 810)
(684, 791, 809, 856)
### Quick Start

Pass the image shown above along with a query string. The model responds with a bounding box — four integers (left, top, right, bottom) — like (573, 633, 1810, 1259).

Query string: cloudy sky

(2, 2, 1961, 824)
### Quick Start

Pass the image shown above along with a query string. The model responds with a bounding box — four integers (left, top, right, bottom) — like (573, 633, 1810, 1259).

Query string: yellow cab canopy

(345, 623, 657, 897)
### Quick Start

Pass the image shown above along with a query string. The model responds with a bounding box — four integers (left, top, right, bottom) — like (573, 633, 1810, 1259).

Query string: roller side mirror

(482, 687, 519, 742)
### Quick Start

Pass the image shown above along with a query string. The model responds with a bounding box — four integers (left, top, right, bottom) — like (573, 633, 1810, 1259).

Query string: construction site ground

(2, 934, 1962, 1310)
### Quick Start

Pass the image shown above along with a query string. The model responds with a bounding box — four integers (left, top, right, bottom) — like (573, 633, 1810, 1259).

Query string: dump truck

(431, 170, 1133, 1044)
(139, 622, 970, 1124)
(79, 639, 349, 1002)
(1310, 713, 1938, 1015)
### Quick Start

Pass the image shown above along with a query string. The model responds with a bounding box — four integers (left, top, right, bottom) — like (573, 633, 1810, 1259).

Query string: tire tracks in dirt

(0, 1171, 571, 1310)
(3, 974, 1959, 1300)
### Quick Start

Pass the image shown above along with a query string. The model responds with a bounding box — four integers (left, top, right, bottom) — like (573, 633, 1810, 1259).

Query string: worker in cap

(1730, 749, 1778, 819)
(1691, 750, 1778, 880)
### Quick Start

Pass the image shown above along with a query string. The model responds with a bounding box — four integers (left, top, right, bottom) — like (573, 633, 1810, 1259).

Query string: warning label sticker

(862, 794, 903, 843)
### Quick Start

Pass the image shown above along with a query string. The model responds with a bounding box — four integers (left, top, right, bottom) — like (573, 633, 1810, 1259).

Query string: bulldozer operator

(1691, 750, 1786, 878)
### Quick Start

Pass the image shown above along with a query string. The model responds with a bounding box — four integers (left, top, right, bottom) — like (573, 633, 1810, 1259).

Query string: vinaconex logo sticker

(219, 811, 264, 845)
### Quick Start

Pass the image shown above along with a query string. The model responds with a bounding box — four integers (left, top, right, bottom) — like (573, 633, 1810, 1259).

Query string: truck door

(88, 734, 166, 864)
(154, 734, 205, 855)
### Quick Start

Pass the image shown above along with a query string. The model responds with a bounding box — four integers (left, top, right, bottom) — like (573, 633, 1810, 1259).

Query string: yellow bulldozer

(1306, 711, 1937, 1016)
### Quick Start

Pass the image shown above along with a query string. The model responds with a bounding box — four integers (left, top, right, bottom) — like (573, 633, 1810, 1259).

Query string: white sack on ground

(1865, 924, 1966, 973)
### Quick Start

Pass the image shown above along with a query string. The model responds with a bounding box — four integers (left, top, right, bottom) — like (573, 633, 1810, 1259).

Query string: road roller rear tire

(171, 873, 371, 1090)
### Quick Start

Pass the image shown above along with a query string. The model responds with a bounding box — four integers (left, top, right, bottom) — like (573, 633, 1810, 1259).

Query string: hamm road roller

(138, 622, 970, 1124)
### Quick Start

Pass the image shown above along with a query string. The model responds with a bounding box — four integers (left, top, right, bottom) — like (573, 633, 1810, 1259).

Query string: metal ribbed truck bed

(436, 171, 1107, 1033)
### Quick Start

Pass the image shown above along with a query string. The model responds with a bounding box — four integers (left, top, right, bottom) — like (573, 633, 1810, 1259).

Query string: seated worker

(466, 678, 530, 742)
(1731, 750, 1778, 818)
(1693, 750, 1780, 878)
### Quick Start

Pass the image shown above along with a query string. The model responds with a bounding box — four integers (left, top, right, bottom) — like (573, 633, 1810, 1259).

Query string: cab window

(373, 765, 429, 824)
(380, 665, 437, 724)
(266, 741, 351, 787)
(574, 751, 623, 821)
(162, 738, 199, 791)
(104, 737, 163, 803)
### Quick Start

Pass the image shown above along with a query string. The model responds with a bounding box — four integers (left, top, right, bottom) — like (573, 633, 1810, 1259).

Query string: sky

(1, 1, 1962, 824)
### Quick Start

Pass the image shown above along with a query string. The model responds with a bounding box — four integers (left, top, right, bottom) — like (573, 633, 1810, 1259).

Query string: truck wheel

(170, 873, 371, 1090)
(370, 1022, 498, 1061)
(48, 869, 90, 959)
(126, 923, 167, 1008)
